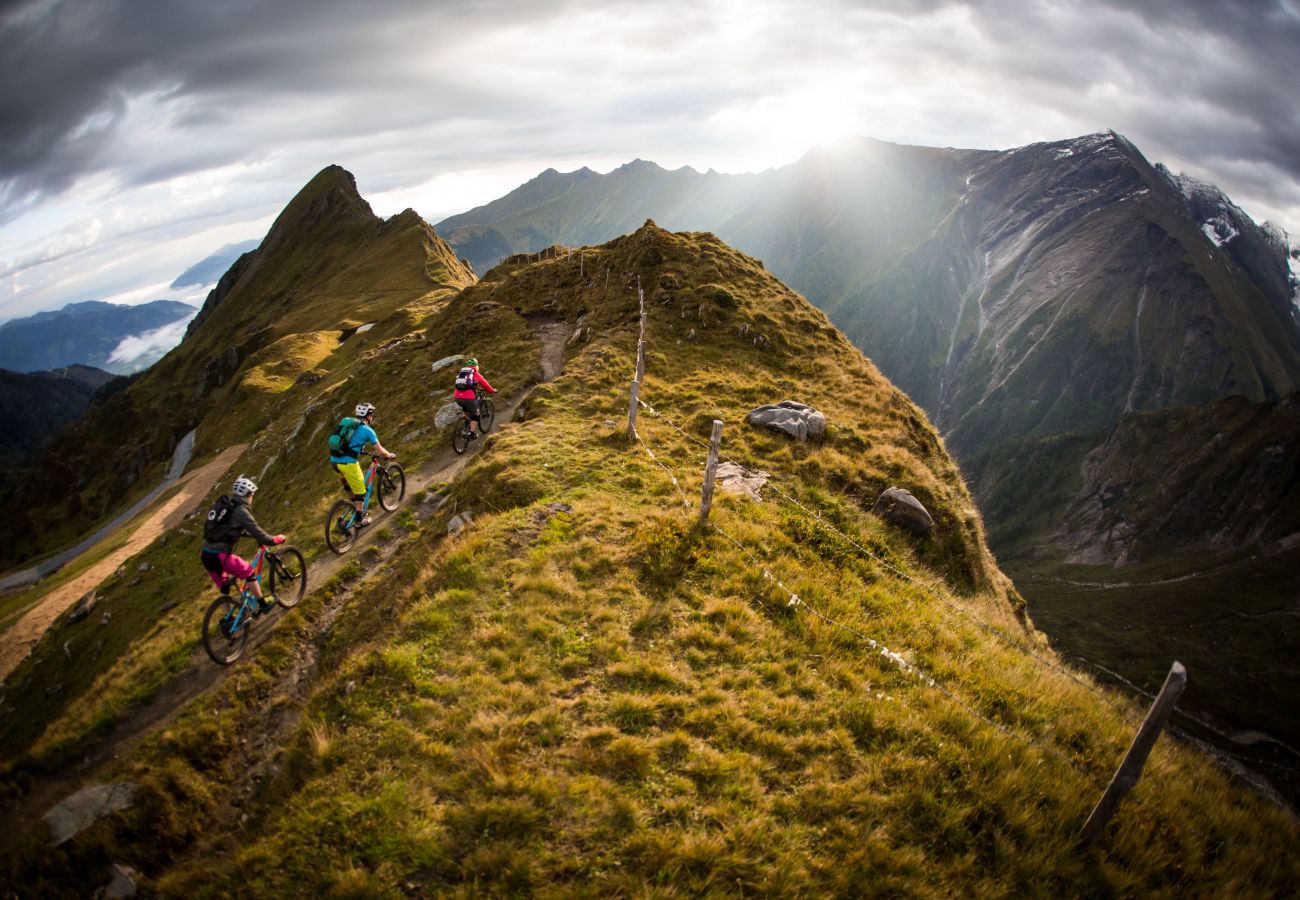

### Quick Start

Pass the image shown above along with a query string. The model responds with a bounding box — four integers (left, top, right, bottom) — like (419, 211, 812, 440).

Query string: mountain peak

(615, 158, 664, 174)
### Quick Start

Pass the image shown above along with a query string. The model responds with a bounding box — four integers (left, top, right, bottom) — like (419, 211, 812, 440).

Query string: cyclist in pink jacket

(453, 357, 497, 440)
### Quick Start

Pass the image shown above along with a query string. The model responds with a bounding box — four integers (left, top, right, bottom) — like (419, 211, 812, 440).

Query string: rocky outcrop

(746, 401, 825, 441)
(872, 488, 935, 535)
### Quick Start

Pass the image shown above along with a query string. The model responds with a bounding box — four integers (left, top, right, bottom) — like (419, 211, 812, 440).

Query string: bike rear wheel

(452, 419, 471, 455)
(325, 499, 358, 554)
(269, 546, 307, 608)
(379, 463, 406, 511)
(202, 596, 249, 664)
(479, 398, 495, 433)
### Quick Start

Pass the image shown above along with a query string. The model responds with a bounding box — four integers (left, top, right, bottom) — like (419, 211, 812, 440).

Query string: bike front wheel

(452, 419, 471, 455)
(379, 463, 406, 511)
(479, 398, 495, 433)
(269, 546, 307, 608)
(202, 596, 249, 665)
(325, 499, 358, 554)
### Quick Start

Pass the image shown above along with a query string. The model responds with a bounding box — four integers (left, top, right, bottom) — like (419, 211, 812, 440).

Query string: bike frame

(340, 455, 385, 529)
(221, 544, 271, 635)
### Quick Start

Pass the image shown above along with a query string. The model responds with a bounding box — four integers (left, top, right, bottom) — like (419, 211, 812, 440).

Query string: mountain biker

(453, 357, 497, 440)
(330, 401, 396, 526)
(199, 476, 285, 612)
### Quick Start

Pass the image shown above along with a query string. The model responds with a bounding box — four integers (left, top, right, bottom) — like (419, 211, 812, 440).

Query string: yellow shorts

(333, 461, 365, 497)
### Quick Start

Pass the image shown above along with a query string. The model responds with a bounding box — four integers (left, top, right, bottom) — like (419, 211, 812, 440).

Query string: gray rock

(448, 511, 475, 534)
(872, 487, 934, 535)
(430, 355, 460, 373)
(103, 863, 139, 898)
(43, 782, 138, 846)
(715, 462, 771, 502)
(746, 401, 826, 441)
(67, 590, 99, 626)
(434, 401, 462, 429)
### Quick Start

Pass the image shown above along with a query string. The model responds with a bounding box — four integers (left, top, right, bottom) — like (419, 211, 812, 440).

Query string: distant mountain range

(169, 239, 261, 289)
(0, 300, 197, 374)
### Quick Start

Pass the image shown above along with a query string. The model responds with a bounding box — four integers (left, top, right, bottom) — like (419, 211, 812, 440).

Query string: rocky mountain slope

(0, 301, 197, 375)
(1, 171, 1296, 895)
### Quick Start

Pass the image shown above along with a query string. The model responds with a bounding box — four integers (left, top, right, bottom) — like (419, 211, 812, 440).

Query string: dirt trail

(0, 323, 569, 842)
(0, 444, 248, 685)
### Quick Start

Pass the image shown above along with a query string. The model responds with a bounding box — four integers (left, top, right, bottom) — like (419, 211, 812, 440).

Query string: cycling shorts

(456, 396, 481, 423)
(333, 460, 366, 499)
(200, 549, 256, 590)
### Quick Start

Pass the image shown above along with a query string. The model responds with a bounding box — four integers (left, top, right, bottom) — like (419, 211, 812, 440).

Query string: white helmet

(355, 402, 376, 418)
(231, 475, 258, 498)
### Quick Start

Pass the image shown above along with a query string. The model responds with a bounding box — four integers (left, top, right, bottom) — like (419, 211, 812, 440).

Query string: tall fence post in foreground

(699, 420, 724, 522)
(1079, 661, 1187, 847)
(628, 380, 641, 440)
(636, 340, 646, 383)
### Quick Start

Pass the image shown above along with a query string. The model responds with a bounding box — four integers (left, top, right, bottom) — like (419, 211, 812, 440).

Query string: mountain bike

(201, 542, 307, 665)
(324, 452, 405, 553)
(452, 389, 495, 454)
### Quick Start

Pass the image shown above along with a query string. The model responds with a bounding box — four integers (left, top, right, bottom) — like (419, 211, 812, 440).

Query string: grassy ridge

(2, 224, 1297, 895)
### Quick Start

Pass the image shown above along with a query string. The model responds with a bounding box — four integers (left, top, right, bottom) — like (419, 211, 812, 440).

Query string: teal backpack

(328, 416, 362, 458)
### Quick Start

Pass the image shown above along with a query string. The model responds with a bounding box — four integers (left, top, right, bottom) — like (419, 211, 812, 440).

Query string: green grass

(1, 223, 1296, 896)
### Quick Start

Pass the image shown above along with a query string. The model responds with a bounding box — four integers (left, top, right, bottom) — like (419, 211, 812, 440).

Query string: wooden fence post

(1079, 661, 1188, 847)
(636, 340, 646, 383)
(699, 420, 724, 522)
(628, 380, 641, 440)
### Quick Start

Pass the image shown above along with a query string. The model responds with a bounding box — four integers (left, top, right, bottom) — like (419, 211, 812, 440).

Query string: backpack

(454, 367, 476, 391)
(204, 495, 236, 543)
(328, 416, 361, 458)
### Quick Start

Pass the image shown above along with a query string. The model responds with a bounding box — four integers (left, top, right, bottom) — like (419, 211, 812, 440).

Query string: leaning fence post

(1079, 661, 1187, 847)
(628, 380, 641, 440)
(699, 420, 724, 522)
(636, 340, 646, 383)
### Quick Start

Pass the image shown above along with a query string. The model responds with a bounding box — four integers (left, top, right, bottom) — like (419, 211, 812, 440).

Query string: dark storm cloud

(965, 0, 1300, 194)
(0, 0, 586, 219)
(1, 0, 1297, 240)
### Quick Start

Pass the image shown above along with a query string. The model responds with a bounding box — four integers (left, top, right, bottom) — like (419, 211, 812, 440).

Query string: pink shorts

(201, 549, 256, 589)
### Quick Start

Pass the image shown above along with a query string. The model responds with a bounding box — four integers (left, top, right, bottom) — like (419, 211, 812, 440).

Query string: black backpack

(204, 495, 236, 543)
(454, 367, 476, 391)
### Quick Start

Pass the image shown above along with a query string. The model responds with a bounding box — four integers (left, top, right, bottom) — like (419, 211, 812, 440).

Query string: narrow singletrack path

(0, 444, 248, 684)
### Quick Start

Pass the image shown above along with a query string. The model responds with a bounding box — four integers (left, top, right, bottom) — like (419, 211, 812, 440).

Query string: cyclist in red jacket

(453, 357, 497, 440)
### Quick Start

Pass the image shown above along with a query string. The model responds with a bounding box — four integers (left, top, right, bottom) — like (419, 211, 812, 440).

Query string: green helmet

(464, 357, 478, 367)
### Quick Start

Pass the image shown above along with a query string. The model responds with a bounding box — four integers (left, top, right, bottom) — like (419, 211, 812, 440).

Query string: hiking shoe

(258, 597, 274, 614)
(468, 431, 478, 441)
(359, 515, 372, 526)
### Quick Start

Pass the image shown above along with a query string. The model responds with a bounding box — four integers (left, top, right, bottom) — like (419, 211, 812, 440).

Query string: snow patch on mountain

(1202, 218, 1239, 247)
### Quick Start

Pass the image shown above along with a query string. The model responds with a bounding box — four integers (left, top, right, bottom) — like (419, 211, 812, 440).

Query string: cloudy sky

(2, 0, 1297, 321)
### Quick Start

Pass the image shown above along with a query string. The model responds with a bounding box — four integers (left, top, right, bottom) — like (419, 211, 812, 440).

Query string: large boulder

(746, 401, 826, 441)
(872, 487, 934, 535)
